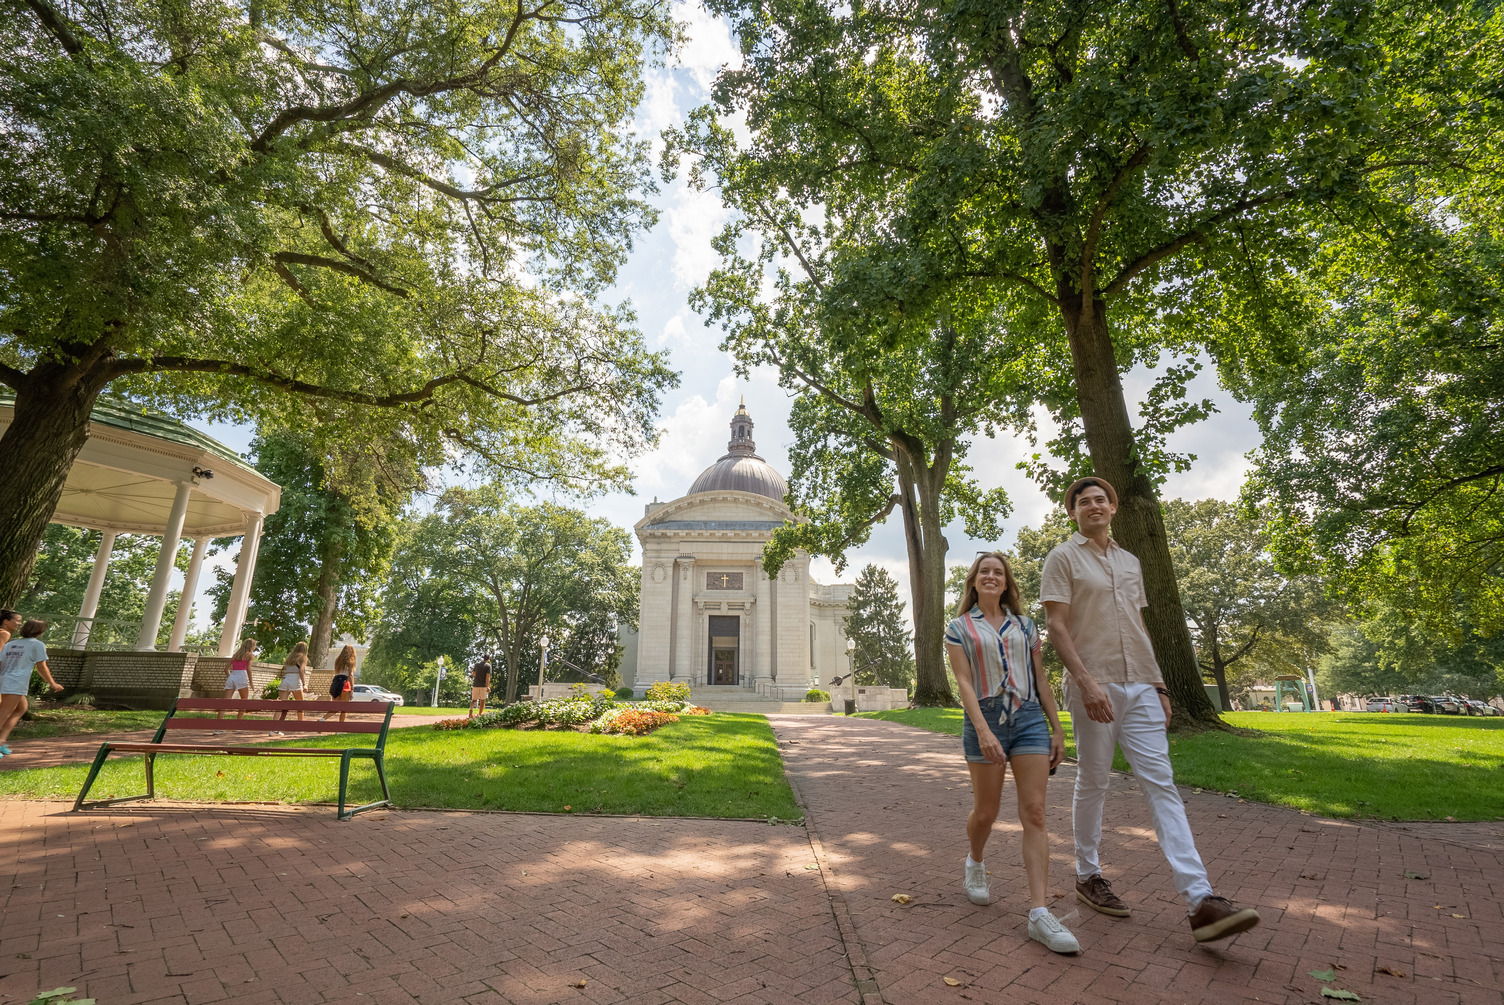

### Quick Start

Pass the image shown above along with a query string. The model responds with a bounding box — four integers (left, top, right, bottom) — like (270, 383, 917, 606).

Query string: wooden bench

(72, 697, 396, 820)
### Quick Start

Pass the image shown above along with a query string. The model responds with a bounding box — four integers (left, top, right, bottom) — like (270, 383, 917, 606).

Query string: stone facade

(622, 404, 853, 701)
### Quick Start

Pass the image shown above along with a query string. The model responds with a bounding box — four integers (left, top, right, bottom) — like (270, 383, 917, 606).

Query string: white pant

(1069, 681, 1213, 906)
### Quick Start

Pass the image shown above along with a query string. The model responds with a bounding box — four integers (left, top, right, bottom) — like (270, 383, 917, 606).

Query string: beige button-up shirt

(1039, 532, 1161, 685)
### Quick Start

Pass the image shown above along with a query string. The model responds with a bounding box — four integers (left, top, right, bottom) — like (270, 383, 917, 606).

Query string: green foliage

(644, 680, 691, 703)
(804, 689, 831, 703)
(367, 489, 637, 704)
(844, 565, 915, 691)
(0, 0, 678, 601)
(206, 431, 411, 658)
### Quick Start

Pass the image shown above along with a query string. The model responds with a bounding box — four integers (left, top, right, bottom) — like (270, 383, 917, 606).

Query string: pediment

(635, 489, 795, 536)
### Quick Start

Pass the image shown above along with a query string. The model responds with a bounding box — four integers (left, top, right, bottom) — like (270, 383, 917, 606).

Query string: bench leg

(72, 744, 155, 812)
(336, 752, 394, 821)
(145, 752, 156, 799)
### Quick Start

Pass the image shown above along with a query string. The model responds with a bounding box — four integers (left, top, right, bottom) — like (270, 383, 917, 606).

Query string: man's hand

(1157, 687, 1171, 728)
(1078, 678, 1114, 723)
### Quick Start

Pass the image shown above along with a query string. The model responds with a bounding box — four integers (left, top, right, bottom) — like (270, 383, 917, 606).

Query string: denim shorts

(962, 698, 1051, 762)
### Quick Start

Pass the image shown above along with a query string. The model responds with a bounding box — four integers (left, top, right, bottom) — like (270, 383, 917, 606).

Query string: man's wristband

(1154, 687, 1170, 697)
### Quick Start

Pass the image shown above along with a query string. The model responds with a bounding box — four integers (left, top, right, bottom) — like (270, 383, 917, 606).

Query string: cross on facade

(719, 573, 731, 587)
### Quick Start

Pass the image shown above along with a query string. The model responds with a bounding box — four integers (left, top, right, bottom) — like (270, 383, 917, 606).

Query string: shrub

(261, 681, 281, 700)
(639, 699, 690, 714)
(470, 709, 510, 728)
(494, 702, 540, 726)
(804, 689, 831, 703)
(614, 686, 635, 699)
(644, 680, 691, 703)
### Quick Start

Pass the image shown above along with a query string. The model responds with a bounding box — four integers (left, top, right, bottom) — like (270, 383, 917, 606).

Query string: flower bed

(432, 684, 709, 737)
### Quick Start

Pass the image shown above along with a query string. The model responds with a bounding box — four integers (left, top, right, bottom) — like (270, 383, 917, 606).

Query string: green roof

(1, 392, 252, 469)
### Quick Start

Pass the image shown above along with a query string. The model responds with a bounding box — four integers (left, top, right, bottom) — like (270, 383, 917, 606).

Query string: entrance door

(708, 615, 740, 685)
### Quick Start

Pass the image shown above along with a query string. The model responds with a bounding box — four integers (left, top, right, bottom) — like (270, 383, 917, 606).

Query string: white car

(352, 684, 405, 706)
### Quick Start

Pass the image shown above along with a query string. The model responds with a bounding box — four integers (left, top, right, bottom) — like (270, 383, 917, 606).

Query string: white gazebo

(1, 395, 281, 655)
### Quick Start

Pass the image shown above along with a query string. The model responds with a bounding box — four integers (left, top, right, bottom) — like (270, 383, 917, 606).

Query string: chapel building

(623, 402, 852, 699)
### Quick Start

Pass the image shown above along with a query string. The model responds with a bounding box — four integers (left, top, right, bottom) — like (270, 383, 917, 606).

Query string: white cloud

(672, 0, 740, 90)
(664, 179, 731, 289)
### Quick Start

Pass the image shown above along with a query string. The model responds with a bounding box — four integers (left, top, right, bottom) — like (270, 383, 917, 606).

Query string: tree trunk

(894, 444, 953, 706)
(0, 368, 107, 605)
(307, 533, 346, 669)
(1059, 299, 1218, 727)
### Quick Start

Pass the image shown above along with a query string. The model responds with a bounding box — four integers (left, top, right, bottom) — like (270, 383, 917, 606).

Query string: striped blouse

(943, 606, 1039, 710)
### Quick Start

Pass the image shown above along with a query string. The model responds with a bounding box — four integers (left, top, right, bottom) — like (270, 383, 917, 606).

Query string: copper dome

(687, 402, 788, 502)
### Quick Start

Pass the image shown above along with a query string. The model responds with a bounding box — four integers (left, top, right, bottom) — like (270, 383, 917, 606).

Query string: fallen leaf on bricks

(891, 894, 912, 904)
(1451, 914, 1466, 919)
(804, 864, 820, 870)
(1377, 966, 1407, 977)
(1403, 872, 1428, 880)
(1319, 989, 1360, 1001)
(570, 979, 588, 988)
(943, 977, 963, 986)
(1309, 968, 1337, 981)
(1300, 873, 1323, 880)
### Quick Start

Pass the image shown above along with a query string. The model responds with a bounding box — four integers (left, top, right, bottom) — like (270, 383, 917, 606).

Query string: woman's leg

(1009, 753, 1053, 908)
(277, 689, 291, 721)
(293, 690, 305, 720)
(0, 694, 29, 744)
(966, 761, 1008, 861)
(219, 690, 233, 718)
(234, 687, 249, 717)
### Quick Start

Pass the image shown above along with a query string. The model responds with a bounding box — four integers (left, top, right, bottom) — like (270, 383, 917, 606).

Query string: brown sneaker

(1075, 874, 1130, 917)
(1188, 896, 1261, 943)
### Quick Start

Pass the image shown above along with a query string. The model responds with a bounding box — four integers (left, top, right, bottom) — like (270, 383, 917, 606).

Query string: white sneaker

(963, 860, 992, 905)
(1027, 910, 1081, 954)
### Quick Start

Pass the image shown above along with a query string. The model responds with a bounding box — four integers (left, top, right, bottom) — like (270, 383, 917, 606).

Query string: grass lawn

(0, 712, 802, 820)
(8, 707, 166, 739)
(857, 707, 1504, 821)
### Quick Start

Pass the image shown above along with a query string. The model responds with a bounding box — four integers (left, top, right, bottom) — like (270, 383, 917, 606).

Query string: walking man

(469, 656, 493, 717)
(1041, 476, 1261, 943)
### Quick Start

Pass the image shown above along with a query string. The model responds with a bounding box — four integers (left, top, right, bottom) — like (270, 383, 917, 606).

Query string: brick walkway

(1, 715, 1501, 1004)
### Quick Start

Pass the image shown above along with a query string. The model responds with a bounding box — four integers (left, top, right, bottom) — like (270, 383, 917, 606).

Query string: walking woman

(0, 620, 64, 757)
(275, 641, 310, 726)
(944, 551, 1078, 955)
(219, 638, 257, 719)
(322, 644, 358, 722)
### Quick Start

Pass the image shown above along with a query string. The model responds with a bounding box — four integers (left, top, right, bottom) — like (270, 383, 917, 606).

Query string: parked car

(352, 684, 405, 706)
(1398, 694, 1436, 713)
(1463, 699, 1494, 717)
(1430, 695, 1462, 714)
(1365, 696, 1401, 713)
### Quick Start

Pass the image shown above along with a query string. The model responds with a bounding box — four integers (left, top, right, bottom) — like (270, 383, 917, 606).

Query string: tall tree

(685, 0, 1494, 724)
(206, 431, 414, 663)
(370, 490, 637, 703)
(843, 564, 915, 691)
(1162, 499, 1334, 711)
(0, 0, 677, 603)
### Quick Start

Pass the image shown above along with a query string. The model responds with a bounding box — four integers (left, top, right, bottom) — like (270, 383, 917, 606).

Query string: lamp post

(430, 655, 445, 708)
(536, 634, 551, 698)
(845, 637, 857, 715)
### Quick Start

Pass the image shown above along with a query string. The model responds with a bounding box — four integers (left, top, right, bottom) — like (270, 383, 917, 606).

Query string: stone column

(71, 530, 117, 649)
(217, 512, 265, 656)
(136, 481, 193, 650)
(167, 537, 208, 652)
(754, 565, 773, 691)
(672, 556, 695, 682)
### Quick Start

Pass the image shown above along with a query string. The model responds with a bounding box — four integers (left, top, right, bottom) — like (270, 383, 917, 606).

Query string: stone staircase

(687, 684, 831, 716)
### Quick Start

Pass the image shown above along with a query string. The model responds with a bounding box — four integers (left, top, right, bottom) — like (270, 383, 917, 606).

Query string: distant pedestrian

(219, 638, 257, 719)
(275, 642, 310, 728)
(0, 620, 63, 757)
(945, 551, 1078, 955)
(0, 610, 20, 649)
(323, 645, 358, 722)
(469, 657, 493, 717)
(1041, 476, 1261, 944)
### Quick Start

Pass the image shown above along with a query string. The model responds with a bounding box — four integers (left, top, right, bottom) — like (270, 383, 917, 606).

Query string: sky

(191, 1, 1263, 631)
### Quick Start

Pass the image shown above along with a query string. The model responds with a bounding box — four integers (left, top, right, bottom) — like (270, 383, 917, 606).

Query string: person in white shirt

(0, 619, 63, 757)
(1041, 476, 1260, 944)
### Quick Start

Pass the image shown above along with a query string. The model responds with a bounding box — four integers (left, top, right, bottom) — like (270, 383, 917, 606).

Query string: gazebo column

(167, 537, 208, 652)
(71, 530, 118, 649)
(135, 481, 193, 650)
(217, 512, 265, 656)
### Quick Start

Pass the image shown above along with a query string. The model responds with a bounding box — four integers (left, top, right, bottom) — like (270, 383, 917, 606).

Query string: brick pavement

(2, 715, 1502, 1004)
(769, 715, 1504, 1005)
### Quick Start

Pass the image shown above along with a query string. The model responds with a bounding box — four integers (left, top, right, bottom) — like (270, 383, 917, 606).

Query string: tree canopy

(0, 0, 677, 602)
(683, 0, 1499, 724)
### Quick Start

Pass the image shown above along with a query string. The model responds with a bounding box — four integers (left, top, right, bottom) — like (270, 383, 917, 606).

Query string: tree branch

(15, 0, 86, 59)
(272, 251, 410, 298)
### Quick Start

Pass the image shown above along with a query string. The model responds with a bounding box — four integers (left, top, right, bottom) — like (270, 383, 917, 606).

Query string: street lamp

(536, 634, 551, 697)
(845, 637, 857, 714)
(430, 655, 446, 708)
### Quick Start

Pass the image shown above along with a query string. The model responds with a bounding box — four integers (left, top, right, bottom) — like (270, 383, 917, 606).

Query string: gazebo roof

(0, 394, 280, 537)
